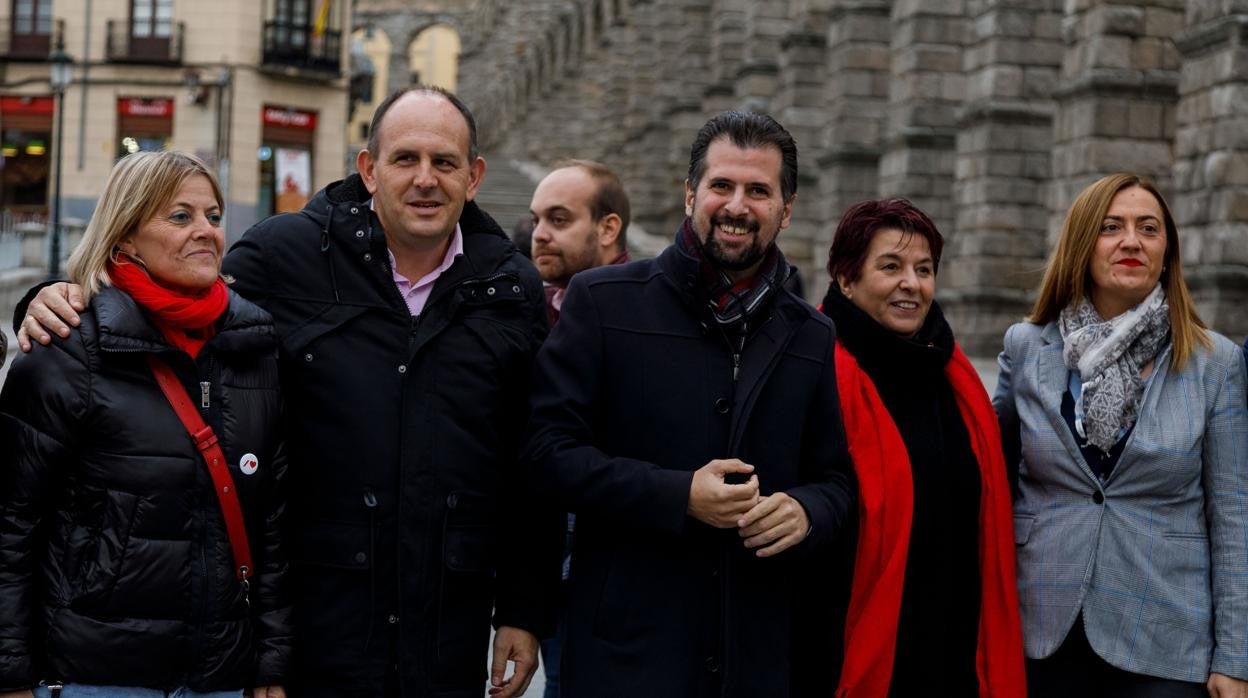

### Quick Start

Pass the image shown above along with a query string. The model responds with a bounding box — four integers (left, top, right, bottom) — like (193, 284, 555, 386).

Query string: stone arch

(407, 23, 461, 91)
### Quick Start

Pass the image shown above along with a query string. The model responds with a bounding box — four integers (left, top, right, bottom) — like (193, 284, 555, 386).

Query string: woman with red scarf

(809, 199, 1024, 697)
(0, 152, 288, 698)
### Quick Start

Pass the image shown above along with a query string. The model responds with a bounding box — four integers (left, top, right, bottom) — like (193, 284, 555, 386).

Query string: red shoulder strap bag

(147, 354, 254, 604)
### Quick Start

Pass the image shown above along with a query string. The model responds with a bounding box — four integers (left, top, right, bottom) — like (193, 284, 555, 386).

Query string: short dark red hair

(826, 198, 944, 285)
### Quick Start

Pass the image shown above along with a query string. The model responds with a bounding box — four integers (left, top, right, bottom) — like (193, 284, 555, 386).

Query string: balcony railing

(105, 19, 184, 65)
(0, 20, 57, 62)
(263, 21, 341, 75)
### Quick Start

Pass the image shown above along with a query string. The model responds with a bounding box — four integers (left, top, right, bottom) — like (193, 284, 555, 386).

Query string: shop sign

(118, 98, 174, 118)
(262, 106, 317, 130)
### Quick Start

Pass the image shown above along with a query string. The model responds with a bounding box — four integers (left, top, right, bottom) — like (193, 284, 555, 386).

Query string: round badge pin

(239, 453, 259, 476)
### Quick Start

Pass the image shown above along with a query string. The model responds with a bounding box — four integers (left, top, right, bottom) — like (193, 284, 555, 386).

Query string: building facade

(0, 0, 352, 244)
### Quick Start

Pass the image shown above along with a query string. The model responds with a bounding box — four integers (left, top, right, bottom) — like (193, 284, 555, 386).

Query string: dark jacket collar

(820, 284, 954, 376)
(93, 285, 276, 355)
(655, 233, 797, 321)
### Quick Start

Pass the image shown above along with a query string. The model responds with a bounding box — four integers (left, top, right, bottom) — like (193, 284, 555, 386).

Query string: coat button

(350, 207, 359, 214)
(398, 365, 407, 374)
(714, 397, 731, 414)
(705, 656, 719, 673)
(355, 230, 365, 238)
(354, 552, 367, 564)
(487, 287, 497, 296)
(304, 353, 313, 362)
(363, 490, 378, 508)
(363, 252, 373, 262)
(387, 614, 399, 624)
(1093, 491, 1105, 504)
(447, 493, 459, 509)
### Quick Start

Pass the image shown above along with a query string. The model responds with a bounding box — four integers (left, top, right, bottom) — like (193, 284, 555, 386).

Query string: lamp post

(47, 36, 72, 279)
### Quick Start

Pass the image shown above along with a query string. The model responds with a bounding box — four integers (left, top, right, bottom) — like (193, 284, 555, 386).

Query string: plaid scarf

(676, 217, 788, 330)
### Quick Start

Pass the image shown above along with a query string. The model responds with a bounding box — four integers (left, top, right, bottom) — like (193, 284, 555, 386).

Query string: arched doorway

(408, 24, 460, 91)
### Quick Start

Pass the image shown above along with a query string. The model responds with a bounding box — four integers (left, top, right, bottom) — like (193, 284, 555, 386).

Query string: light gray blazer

(994, 321, 1248, 682)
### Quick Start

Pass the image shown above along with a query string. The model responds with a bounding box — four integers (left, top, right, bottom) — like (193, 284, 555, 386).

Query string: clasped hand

(686, 459, 810, 558)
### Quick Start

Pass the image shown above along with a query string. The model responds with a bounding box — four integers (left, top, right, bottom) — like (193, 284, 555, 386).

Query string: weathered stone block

(1172, 157, 1199, 192)
(1024, 152, 1053, 179)
(896, 44, 963, 72)
(1213, 151, 1248, 186)
(1089, 5, 1145, 37)
(1023, 66, 1060, 99)
(892, 0, 966, 20)
(1034, 10, 1064, 40)
(1173, 191, 1211, 228)
(1127, 100, 1166, 139)
(843, 44, 894, 71)
(1088, 34, 1133, 70)
(1142, 6, 1183, 37)
(984, 35, 1067, 66)
(970, 64, 1025, 99)
(974, 8, 1035, 39)
(1018, 123, 1055, 152)
(988, 151, 1026, 176)
(1214, 189, 1248, 221)
(1212, 116, 1248, 149)
(1085, 139, 1173, 177)
(1209, 83, 1248, 119)
(894, 14, 970, 46)
(1130, 36, 1170, 71)
(1168, 122, 1208, 157)
(942, 72, 969, 101)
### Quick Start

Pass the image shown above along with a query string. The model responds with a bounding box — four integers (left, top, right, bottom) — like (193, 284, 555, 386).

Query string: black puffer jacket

(0, 287, 289, 691)
(223, 175, 557, 696)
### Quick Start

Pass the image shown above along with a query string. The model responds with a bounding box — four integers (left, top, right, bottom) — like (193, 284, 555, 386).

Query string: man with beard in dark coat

(524, 111, 855, 698)
(13, 87, 558, 698)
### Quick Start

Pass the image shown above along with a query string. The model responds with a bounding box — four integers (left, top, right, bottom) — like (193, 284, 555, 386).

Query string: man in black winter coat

(524, 112, 855, 698)
(14, 88, 558, 698)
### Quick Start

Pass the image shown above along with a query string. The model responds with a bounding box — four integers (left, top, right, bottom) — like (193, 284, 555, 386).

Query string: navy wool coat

(525, 243, 855, 698)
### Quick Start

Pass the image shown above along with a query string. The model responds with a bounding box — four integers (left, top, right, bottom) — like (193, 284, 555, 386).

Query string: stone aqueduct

(356, 0, 1248, 356)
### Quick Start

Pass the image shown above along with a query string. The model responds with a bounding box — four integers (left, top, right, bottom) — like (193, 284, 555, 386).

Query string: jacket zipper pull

(732, 352, 741, 382)
(200, 381, 211, 408)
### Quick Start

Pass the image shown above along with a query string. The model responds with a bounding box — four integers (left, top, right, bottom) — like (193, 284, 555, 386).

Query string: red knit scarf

(834, 342, 1025, 697)
(108, 260, 228, 359)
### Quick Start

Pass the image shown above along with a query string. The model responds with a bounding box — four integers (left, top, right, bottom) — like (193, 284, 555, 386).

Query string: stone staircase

(474, 153, 540, 235)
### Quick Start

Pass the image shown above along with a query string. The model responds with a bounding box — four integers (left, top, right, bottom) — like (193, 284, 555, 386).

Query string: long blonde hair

(66, 151, 224, 301)
(1028, 172, 1208, 367)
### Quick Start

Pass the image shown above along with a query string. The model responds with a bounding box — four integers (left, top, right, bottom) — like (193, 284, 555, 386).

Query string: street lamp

(47, 34, 72, 279)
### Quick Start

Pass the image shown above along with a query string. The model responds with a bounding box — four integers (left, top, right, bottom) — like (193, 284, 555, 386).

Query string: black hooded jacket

(0, 287, 289, 691)
(222, 174, 556, 696)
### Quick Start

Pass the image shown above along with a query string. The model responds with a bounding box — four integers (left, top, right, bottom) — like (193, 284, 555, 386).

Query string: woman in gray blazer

(995, 173, 1248, 698)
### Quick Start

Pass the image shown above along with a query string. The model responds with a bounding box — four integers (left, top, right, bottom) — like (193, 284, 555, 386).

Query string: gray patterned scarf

(1058, 284, 1170, 453)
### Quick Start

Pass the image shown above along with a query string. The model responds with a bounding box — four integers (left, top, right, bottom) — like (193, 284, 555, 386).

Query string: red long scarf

(834, 342, 1025, 697)
(108, 260, 228, 359)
